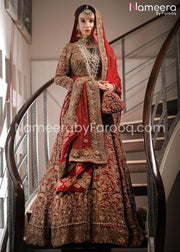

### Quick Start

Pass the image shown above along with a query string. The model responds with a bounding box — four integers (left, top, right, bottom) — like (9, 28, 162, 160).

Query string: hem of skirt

(51, 222, 129, 248)
(26, 222, 143, 248)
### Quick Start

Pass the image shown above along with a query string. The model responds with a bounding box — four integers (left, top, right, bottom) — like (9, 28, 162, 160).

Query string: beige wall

(30, 0, 179, 60)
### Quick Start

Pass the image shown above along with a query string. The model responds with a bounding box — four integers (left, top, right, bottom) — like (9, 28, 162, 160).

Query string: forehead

(78, 12, 95, 20)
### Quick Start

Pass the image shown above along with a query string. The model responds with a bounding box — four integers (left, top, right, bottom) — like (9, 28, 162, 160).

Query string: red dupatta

(70, 8, 121, 97)
(56, 7, 122, 193)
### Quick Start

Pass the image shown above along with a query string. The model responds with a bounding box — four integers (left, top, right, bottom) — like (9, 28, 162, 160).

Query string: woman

(26, 5, 144, 248)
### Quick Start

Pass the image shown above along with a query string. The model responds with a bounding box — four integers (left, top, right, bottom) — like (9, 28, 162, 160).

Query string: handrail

(5, 78, 54, 252)
(143, 17, 180, 252)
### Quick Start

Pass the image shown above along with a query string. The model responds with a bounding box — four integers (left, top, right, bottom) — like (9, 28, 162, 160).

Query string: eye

(80, 19, 85, 23)
(89, 20, 94, 23)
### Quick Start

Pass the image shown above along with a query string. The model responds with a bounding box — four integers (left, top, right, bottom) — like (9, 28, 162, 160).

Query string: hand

(98, 81, 115, 91)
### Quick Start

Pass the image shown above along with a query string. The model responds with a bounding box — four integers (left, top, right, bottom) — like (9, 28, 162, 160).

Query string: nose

(85, 20, 91, 27)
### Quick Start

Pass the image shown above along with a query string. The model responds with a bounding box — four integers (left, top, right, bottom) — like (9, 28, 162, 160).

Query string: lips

(85, 30, 91, 32)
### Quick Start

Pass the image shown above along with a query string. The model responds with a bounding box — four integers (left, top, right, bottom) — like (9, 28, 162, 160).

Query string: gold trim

(95, 8, 108, 81)
(64, 77, 107, 165)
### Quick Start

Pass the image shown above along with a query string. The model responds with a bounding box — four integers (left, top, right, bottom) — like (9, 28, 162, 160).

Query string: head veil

(70, 7, 122, 97)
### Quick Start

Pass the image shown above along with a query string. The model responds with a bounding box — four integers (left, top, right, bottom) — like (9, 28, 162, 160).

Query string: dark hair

(74, 5, 96, 24)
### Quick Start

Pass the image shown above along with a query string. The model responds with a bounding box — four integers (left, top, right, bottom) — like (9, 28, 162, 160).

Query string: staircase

(122, 98, 178, 206)
(1, 11, 180, 252)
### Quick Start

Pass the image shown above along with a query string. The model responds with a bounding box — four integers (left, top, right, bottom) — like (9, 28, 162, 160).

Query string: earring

(77, 25, 81, 37)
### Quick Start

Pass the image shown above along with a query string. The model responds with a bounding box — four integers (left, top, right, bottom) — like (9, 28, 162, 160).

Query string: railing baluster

(31, 101, 40, 189)
(47, 90, 62, 108)
(160, 61, 168, 141)
(122, 38, 126, 112)
(43, 90, 50, 164)
(7, 178, 15, 252)
(26, 111, 30, 198)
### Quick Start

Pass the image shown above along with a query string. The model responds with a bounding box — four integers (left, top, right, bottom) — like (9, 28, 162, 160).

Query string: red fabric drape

(70, 16, 122, 98)
(56, 76, 93, 193)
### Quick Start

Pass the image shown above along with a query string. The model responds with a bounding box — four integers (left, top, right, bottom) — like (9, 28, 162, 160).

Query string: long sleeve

(54, 43, 73, 91)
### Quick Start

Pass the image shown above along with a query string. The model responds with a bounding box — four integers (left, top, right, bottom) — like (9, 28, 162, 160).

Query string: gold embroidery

(26, 7, 145, 249)
(95, 9, 108, 81)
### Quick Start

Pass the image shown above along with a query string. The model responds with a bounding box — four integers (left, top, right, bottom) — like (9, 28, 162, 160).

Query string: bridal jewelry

(80, 36, 93, 46)
(77, 26, 81, 37)
(83, 5, 93, 17)
(79, 37, 101, 78)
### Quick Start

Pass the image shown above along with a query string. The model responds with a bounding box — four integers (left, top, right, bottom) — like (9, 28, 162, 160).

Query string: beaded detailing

(80, 36, 94, 46)
(79, 37, 101, 78)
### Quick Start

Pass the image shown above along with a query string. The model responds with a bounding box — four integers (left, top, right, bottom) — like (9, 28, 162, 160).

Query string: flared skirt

(26, 128, 144, 247)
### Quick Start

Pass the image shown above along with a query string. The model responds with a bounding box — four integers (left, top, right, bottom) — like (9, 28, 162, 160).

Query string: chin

(84, 33, 92, 37)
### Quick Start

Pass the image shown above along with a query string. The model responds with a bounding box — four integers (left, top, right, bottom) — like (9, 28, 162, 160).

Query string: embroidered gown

(26, 8, 144, 248)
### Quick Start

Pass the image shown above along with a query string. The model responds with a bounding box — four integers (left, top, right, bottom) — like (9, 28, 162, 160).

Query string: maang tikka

(83, 5, 93, 17)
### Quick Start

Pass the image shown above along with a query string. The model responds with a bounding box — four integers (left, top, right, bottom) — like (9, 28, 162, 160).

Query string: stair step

(25, 233, 148, 250)
(121, 132, 143, 140)
(25, 246, 147, 252)
(152, 98, 178, 116)
(130, 173, 147, 184)
(127, 160, 147, 173)
(123, 137, 164, 152)
(126, 151, 147, 161)
(112, 248, 147, 252)
(132, 184, 147, 196)
(121, 115, 175, 133)
(121, 129, 164, 141)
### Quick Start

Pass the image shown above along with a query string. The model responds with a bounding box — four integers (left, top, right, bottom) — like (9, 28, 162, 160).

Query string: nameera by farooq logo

(129, 2, 176, 16)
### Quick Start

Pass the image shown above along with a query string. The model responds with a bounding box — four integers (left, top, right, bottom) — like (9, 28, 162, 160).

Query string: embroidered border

(95, 8, 108, 81)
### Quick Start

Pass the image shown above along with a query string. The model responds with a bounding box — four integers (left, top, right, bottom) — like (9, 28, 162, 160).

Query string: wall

(30, 0, 179, 60)
(165, 171, 180, 252)
(160, 120, 180, 201)
(160, 120, 180, 251)
(0, 0, 31, 242)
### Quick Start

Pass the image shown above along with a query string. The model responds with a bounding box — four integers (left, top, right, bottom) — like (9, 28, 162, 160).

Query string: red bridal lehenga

(26, 8, 145, 248)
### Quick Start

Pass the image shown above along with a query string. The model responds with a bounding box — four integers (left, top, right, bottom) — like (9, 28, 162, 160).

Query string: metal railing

(143, 17, 180, 252)
(110, 14, 178, 114)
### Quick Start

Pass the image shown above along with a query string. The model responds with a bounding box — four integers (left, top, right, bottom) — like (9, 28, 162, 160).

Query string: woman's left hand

(98, 81, 115, 91)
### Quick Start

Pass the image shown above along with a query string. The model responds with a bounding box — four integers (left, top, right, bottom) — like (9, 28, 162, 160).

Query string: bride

(26, 4, 144, 248)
